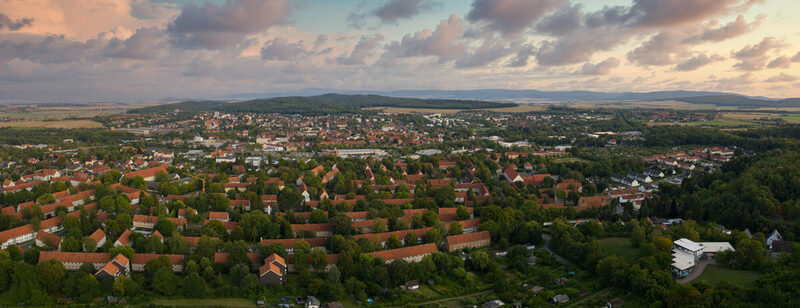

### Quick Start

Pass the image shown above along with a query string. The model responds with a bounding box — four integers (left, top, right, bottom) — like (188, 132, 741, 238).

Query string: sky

(0, 0, 799, 102)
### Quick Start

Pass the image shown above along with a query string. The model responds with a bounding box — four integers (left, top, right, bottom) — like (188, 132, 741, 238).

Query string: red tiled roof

(89, 228, 106, 243)
(39, 251, 111, 264)
(368, 243, 437, 262)
(446, 230, 490, 246)
(131, 254, 184, 265)
(122, 164, 168, 179)
(260, 237, 327, 248)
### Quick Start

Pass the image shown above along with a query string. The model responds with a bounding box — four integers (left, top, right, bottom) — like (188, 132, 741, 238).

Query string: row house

(445, 231, 491, 252)
(368, 243, 438, 263)
(0, 217, 62, 249)
(260, 237, 328, 254)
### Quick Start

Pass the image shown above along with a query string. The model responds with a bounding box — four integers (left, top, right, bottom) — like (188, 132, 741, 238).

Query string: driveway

(677, 259, 716, 284)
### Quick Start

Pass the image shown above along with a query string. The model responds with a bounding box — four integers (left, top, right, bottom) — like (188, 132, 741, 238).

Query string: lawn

(695, 265, 761, 288)
(598, 238, 639, 262)
(152, 298, 256, 307)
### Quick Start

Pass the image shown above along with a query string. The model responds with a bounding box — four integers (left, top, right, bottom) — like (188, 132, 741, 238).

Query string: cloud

(535, 4, 583, 36)
(627, 31, 684, 66)
(384, 14, 466, 60)
(374, 0, 437, 24)
(682, 15, 764, 44)
(260, 37, 307, 61)
(467, 0, 567, 35)
(765, 73, 798, 83)
(629, 0, 764, 27)
(576, 57, 620, 75)
(103, 26, 164, 60)
(130, 0, 178, 20)
(337, 34, 384, 65)
(707, 72, 755, 90)
(767, 56, 792, 69)
(0, 13, 33, 31)
(508, 44, 535, 67)
(167, 0, 291, 49)
(793, 51, 800, 62)
(732, 37, 786, 71)
(675, 54, 724, 71)
(0, 33, 101, 64)
(454, 39, 518, 68)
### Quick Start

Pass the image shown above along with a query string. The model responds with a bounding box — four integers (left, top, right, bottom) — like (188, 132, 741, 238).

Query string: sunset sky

(1, 0, 799, 102)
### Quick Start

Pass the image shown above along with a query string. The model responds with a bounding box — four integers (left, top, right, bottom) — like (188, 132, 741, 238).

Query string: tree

(330, 214, 353, 236)
(151, 268, 177, 295)
(311, 247, 328, 272)
(404, 232, 419, 247)
(631, 225, 646, 248)
(327, 264, 341, 283)
(386, 235, 403, 249)
(309, 209, 327, 223)
(182, 272, 206, 298)
(448, 221, 463, 235)
(469, 251, 495, 272)
(456, 205, 470, 220)
(83, 237, 97, 252)
(36, 259, 66, 292)
(506, 245, 530, 271)
(371, 219, 387, 234)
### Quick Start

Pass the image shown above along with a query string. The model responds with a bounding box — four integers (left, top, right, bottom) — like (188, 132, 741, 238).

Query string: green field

(599, 238, 639, 262)
(695, 265, 761, 288)
(687, 117, 757, 127)
(152, 298, 256, 307)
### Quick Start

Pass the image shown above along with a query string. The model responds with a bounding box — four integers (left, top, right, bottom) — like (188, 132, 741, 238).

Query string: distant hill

(668, 95, 800, 108)
(212, 89, 779, 102)
(129, 93, 516, 115)
(128, 100, 227, 114)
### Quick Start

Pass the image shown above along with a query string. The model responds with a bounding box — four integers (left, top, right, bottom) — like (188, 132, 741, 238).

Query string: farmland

(0, 120, 104, 129)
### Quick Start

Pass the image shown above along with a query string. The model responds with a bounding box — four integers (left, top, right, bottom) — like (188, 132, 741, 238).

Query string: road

(541, 234, 571, 265)
(677, 259, 716, 284)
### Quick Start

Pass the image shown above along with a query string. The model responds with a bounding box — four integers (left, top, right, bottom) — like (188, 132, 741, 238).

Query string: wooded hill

(129, 94, 516, 115)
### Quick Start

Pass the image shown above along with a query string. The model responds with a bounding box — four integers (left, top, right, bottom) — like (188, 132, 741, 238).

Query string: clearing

(599, 238, 639, 262)
(152, 298, 256, 308)
(0, 120, 104, 129)
(694, 265, 761, 288)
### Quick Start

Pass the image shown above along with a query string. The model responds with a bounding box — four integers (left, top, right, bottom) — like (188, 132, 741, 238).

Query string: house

(552, 294, 570, 304)
(368, 243, 437, 263)
(767, 229, 783, 249)
(445, 231, 491, 252)
(35, 231, 62, 250)
(89, 228, 107, 248)
(405, 280, 419, 291)
(482, 300, 504, 308)
(770, 241, 792, 258)
(671, 238, 734, 278)
(208, 212, 230, 222)
(114, 229, 132, 247)
(39, 251, 111, 271)
(504, 166, 523, 182)
(121, 164, 168, 182)
(606, 298, 623, 308)
(305, 296, 320, 308)
(95, 254, 130, 280)
(131, 254, 184, 272)
(259, 253, 287, 286)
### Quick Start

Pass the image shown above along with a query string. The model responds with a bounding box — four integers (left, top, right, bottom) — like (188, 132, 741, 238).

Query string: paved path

(542, 234, 571, 265)
(677, 259, 716, 284)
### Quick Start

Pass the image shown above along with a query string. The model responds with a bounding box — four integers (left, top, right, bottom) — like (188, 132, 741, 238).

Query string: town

(1, 103, 797, 308)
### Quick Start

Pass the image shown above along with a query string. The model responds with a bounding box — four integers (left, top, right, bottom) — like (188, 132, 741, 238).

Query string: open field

(599, 238, 639, 262)
(365, 104, 545, 114)
(0, 103, 133, 121)
(553, 157, 591, 163)
(0, 120, 104, 128)
(152, 298, 256, 308)
(695, 265, 761, 288)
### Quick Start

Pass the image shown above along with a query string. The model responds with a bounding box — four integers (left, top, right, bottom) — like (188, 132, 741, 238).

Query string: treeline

(0, 128, 133, 146)
(129, 94, 516, 115)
